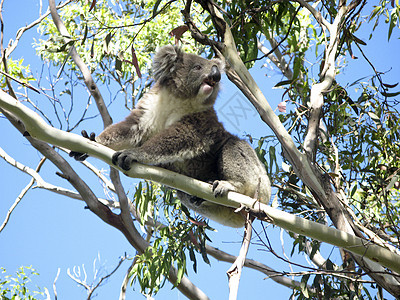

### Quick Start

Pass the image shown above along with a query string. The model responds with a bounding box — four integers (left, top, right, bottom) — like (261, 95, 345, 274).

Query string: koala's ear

(152, 45, 183, 83)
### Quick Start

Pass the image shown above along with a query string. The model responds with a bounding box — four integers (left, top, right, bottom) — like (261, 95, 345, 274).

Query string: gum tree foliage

(0, 267, 45, 300)
(1, 0, 400, 299)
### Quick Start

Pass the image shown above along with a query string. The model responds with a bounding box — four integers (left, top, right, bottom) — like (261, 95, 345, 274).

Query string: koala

(72, 45, 271, 227)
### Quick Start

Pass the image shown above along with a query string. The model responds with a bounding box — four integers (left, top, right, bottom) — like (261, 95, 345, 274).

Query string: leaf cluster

(129, 182, 212, 296)
(0, 266, 44, 300)
(33, 0, 202, 109)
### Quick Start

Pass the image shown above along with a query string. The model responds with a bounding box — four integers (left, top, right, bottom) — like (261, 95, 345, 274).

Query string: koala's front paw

(112, 150, 137, 171)
(212, 180, 236, 197)
(69, 130, 96, 161)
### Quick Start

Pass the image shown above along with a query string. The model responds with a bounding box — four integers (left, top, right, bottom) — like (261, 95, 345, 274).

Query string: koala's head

(152, 45, 224, 105)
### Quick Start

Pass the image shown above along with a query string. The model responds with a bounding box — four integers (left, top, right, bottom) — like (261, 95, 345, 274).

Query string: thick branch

(302, 4, 347, 161)
(184, 2, 400, 295)
(2, 142, 316, 293)
(2, 141, 310, 294)
(0, 95, 209, 300)
(1, 90, 400, 277)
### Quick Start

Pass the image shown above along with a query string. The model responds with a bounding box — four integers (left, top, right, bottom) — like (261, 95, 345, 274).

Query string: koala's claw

(69, 152, 89, 161)
(69, 130, 97, 161)
(111, 151, 121, 166)
(212, 180, 234, 197)
(81, 130, 96, 142)
(112, 151, 137, 171)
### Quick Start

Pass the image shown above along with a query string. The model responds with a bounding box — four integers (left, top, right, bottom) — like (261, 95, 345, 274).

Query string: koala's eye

(193, 65, 202, 71)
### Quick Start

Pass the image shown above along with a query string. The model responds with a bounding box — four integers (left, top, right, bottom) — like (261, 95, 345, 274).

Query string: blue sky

(1, 0, 400, 299)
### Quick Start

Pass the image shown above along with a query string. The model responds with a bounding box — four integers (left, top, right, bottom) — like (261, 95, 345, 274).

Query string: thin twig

(4, 0, 72, 58)
(48, 0, 112, 128)
(119, 257, 137, 300)
(88, 255, 128, 299)
(0, 70, 40, 93)
(0, 151, 46, 233)
(227, 213, 253, 300)
(245, 6, 301, 65)
(295, 0, 331, 31)
(53, 268, 60, 300)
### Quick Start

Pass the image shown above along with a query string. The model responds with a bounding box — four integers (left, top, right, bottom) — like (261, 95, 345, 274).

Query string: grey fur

(95, 45, 271, 227)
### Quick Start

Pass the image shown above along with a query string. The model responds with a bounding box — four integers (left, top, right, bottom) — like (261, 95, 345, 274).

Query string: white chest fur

(138, 87, 210, 137)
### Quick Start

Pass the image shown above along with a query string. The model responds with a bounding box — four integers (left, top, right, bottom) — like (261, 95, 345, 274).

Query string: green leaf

(309, 241, 319, 260)
(382, 82, 399, 88)
(104, 32, 112, 54)
(269, 146, 276, 174)
(176, 267, 184, 286)
(274, 80, 293, 88)
(56, 45, 73, 78)
(58, 40, 75, 52)
(388, 11, 397, 41)
(367, 111, 380, 123)
(81, 24, 88, 46)
(300, 274, 310, 298)
(349, 75, 371, 87)
(90, 38, 95, 58)
(369, 6, 382, 21)
(246, 34, 258, 64)
(292, 55, 302, 80)
(188, 248, 197, 273)
(352, 34, 367, 45)
(385, 175, 399, 191)
(199, 239, 210, 265)
(350, 184, 358, 198)
(115, 56, 122, 77)
(381, 90, 400, 97)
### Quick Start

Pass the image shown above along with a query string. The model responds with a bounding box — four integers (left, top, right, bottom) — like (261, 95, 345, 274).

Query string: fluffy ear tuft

(152, 45, 183, 83)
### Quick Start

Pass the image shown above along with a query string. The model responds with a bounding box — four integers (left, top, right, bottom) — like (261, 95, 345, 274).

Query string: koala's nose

(209, 65, 221, 82)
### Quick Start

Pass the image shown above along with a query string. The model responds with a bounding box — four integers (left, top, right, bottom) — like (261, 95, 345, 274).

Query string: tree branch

(227, 215, 253, 300)
(302, 3, 347, 161)
(87, 255, 128, 299)
(184, 1, 400, 295)
(0, 145, 122, 208)
(2, 138, 315, 294)
(257, 38, 293, 80)
(3, 0, 72, 59)
(0, 151, 45, 233)
(48, 0, 112, 128)
(1, 90, 400, 278)
(205, 244, 315, 292)
(0, 94, 209, 300)
(295, 0, 331, 31)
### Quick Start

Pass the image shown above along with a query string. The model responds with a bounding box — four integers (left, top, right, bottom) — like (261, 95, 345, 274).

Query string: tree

(1, 0, 400, 299)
